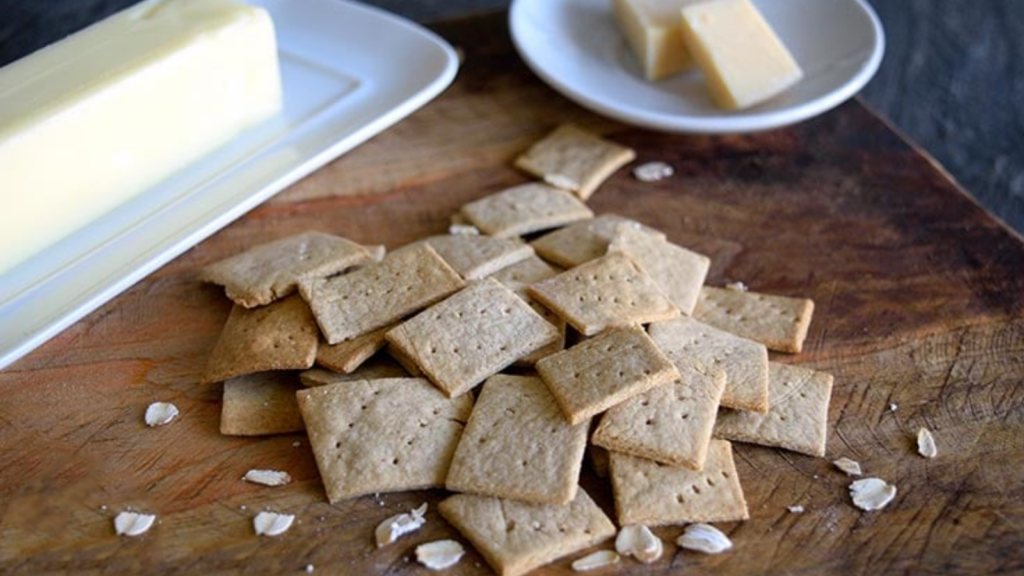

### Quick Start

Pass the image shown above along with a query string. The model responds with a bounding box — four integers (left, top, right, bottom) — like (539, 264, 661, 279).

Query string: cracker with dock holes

(609, 439, 749, 526)
(528, 251, 679, 337)
(488, 255, 566, 365)
(296, 377, 473, 503)
(315, 323, 394, 374)
(514, 124, 636, 200)
(713, 362, 833, 457)
(592, 358, 726, 469)
(531, 214, 665, 269)
(220, 372, 305, 436)
(301, 243, 464, 345)
(446, 375, 590, 505)
(460, 182, 594, 238)
(536, 326, 679, 425)
(202, 294, 319, 384)
(438, 489, 616, 576)
(648, 316, 770, 413)
(198, 231, 380, 308)
(386, 279, 560, 398)
(609, 224, 711, 315)
(424, 234, 534, 280)
(694, 286, 814, 353)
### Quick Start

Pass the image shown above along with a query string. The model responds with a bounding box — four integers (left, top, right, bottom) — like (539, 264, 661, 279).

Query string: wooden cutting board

(1, 11, 1021, 576)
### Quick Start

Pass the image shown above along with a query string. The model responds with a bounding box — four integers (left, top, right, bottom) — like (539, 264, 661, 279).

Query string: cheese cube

(0, 0, 282, 274)
(680, 0, 803, 110)
(613, 0, 701, 81)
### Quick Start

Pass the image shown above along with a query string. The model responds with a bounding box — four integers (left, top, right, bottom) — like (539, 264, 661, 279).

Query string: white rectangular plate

(0, 0, 458, 369)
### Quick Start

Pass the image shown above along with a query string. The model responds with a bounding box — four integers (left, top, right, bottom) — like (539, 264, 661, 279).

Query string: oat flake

(677, 523, 732, 554)
(615, 524, 662, 564)
(243, 469, 292, 487)
(917, 427, 938, 458)
(375, 503, 428, 548)
(144, 402, 179, 427)
(572, 550, 621, 571)
(254, 511, 295, 536)
(632, 161, 674, 182)
(114, 511, 156, 537)
(849, 478, 897, 511)
(416, 539, 464, 570)
(448, 223, 480, 236)
(833, 457, 863, 476)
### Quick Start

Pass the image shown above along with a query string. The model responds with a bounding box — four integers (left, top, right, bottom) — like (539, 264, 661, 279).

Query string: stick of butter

(0, 0, 282, 275)
(680, 0, 803, 110)
(612, 0, 702, 81)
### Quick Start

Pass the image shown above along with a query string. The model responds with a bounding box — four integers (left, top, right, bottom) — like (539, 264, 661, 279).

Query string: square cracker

(299, 356, 409, 387)
(438, 489, 615, 576)
(301, 243, 464, 345)
(527, 251, 679, 336)
(609, 439, 749, 526)
(296, 377, 473, 503)
(386, 279, 560, 398)
(536, 326, 680, 425)
(609, 225, 710, 315)
(488, 256, 566, 365)
(649, 316, 770, 413)
(714, 362, 833, 457)
(220, 372, 305, 435)
(531, 214, 665, 269)
(514, 124, 636, 200)
(201, 295, 319, 384)
(694, 286, 815, 353)
(423, 235, 534, 280)
(198, 231, 379, 308)
(592, 358, 726, 470)
(460, 182, 594, 238)
(315, 323, 394, 374)
(446, 375, 590, 505)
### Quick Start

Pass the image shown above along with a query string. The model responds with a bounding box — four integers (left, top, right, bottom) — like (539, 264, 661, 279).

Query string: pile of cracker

(199, 125, 831, 575)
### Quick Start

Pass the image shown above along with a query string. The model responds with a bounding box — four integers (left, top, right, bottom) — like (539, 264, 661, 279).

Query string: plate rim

(508, 0, 886, 134)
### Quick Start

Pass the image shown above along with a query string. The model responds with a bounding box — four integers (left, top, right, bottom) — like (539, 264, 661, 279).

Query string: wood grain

(1, 11, 1023, 576)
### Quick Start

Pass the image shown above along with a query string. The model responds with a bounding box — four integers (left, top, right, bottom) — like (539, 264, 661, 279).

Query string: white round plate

(509, 0, 885, 133)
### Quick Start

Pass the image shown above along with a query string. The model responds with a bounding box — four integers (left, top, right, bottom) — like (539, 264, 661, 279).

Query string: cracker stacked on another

(196, 124, 833, 575)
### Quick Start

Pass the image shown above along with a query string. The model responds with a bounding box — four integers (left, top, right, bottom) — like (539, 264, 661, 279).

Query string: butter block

(0, 0, 282, 274)
(680, 0, 803, 110)
(613, 0, 700, 81)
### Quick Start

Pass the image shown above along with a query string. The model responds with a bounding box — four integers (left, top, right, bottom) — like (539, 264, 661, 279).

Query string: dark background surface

(1, 0, 1021, 234)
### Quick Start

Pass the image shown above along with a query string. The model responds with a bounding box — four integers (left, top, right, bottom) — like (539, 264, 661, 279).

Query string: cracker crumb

(254, 511, 295, 536)
(632, 161, 674, 182)
(114, 511, 156, 537)
(677, 523, 732, 554)
(833, 457, 862, 476)
(889, 403, 898, 412)
(849, 478, 897, 511)
(917, 427, 938, 458)
(375, 503, 428, 548)
(416, 539, 464, 570)
(243, 469, 292, 487)
(305, 564, 314, 573)
(615, 524, 662, 564)
(144, 402, 179, 427)
(725, 281, 748, 292)
(787, 505, 804, 514)
(293, 441, 301, 448)
(572, 550, 621, 571)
